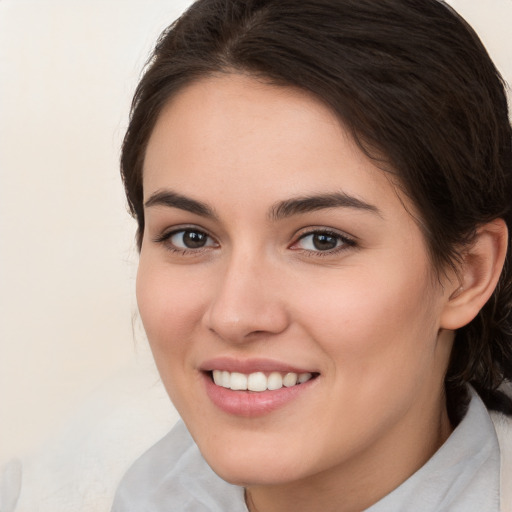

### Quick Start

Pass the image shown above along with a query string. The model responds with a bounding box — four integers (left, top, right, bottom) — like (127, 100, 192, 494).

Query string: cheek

(136, 258, 207, 355)
(294, 262, 439, 378)
(289, 266, 443, 447)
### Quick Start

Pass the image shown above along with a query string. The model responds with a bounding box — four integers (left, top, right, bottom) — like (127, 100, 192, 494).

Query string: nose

(202, 251, 290, 343)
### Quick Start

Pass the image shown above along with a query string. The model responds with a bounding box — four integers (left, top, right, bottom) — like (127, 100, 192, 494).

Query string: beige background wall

(1, 0, 511, 464)
(0, 0, 194, 464)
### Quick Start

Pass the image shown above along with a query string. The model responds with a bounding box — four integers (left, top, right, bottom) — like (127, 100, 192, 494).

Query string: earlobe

(440, 218, 508, 330)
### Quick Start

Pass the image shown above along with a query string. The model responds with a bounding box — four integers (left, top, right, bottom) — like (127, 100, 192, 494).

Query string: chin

(195, 431, 317, 487)
(207, 456, 303, 487)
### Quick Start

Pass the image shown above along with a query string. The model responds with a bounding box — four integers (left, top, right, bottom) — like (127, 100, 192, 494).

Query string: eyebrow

(270, 192, 382, 220)
(144, 189, 381, 221)
(144, 190, 218, 219)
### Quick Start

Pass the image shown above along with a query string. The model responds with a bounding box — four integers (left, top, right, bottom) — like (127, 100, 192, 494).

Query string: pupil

(184, 231, 206, 248)
(313, 233, 337, 251)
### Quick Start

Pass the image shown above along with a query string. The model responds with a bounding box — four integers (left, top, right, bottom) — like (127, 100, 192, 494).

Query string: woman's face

(137, 74, 454, 490)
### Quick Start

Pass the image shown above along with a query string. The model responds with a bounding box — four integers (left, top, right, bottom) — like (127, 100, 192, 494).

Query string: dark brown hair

(121, 0, 512, 413)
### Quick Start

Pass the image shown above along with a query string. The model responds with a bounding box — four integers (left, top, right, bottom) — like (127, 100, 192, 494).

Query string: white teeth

(298, 372, 312, 384)
(211, 370, 314, 392)
(267, 372, 283, 390)
(247, 372, 267, 392)
(283, 372, 298, 387)
(230, 372, 248, 390)
(212, 369, 222, 385)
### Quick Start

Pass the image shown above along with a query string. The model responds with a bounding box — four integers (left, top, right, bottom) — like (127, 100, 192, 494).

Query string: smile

(212, 370, 314, 392)
(203, 365, 319, 417)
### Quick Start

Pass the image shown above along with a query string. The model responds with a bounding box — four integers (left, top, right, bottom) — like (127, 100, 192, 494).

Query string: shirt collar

(365, 386, 501, 512)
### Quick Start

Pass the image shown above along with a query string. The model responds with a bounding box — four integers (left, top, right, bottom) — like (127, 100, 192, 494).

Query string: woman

(112, 0, 512, 510)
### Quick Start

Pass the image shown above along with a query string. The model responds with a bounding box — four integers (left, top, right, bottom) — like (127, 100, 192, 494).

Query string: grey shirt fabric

(365, 387, 501, 512)
(111, 388, 501, 511)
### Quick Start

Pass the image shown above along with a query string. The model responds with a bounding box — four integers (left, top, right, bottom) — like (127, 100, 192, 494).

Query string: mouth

(200, 360, 320, 417)
(209, 370, 318, 392)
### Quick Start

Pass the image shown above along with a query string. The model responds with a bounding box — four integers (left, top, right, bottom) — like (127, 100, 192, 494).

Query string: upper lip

(199, 357, 318, 375)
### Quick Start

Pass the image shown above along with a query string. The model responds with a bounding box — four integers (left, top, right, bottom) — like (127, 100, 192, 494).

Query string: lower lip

(203, 372, 317, 417)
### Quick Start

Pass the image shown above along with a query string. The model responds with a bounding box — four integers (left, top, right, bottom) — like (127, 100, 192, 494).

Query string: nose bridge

(204, 246, 289, 342)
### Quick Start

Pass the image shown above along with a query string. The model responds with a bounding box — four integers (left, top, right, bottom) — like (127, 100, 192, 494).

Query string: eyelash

(153, 227, 218, 255)
(153, 227, 357, 257)
(290, 229, 357, 257)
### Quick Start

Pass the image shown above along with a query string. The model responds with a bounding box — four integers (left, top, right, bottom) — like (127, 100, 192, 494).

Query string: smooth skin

(136, 74, 507, 512)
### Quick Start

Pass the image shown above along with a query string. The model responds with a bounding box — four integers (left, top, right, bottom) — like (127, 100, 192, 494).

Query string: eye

(291, 230, 356, 253)
(170, 229, 214, 249)
(155, 228, 218, 252)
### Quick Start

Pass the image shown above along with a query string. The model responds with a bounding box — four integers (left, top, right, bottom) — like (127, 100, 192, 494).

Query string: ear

(440, 218, 508, 330)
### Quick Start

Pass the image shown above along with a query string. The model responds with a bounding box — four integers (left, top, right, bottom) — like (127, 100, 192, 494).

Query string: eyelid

(289, 227, 357, 254)
(153, 225, 219, 253)
(151, 224, 356, 256)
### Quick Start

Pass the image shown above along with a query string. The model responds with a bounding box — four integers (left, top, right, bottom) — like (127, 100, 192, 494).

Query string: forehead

(145, 73, 347, 168)
(143, 73, 410, 219)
